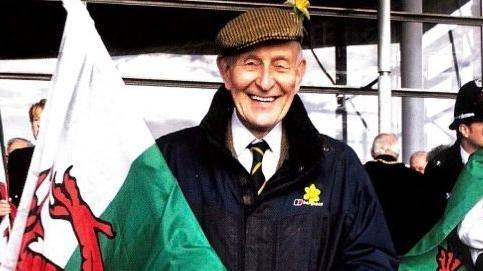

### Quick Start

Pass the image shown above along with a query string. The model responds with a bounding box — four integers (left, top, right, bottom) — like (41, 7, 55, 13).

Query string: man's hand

(0, 199, 11, 216)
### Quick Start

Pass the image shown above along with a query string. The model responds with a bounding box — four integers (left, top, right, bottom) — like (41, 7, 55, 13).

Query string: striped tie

(248, 140, 270, 195)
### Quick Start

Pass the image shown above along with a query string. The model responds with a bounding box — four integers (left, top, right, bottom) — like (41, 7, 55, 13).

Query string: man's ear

(459, 123, 469, 138)
(294, 58, 306, 93)
(217, 56, 232, 90)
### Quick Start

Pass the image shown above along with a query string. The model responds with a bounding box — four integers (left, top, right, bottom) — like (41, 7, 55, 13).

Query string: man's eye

(274, 62, 290, 69)
(244, 60, 258, 66)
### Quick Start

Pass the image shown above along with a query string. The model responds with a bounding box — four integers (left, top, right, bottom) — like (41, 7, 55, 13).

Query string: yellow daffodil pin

(303, 184, 321, 204)
(285, 0, 310, 20)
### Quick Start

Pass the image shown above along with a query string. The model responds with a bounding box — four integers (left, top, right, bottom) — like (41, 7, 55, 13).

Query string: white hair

(371, 133, 400, 159)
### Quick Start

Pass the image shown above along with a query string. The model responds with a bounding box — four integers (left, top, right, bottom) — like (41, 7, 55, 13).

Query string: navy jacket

(157, 87, 397, 271)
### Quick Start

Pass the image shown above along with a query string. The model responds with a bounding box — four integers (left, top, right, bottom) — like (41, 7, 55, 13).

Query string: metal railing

(0, 72, 457, 99)
(38, 0, 483, 26)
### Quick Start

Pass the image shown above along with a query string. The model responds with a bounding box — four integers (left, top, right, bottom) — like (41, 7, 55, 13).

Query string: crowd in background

(364, 80, 483, 269)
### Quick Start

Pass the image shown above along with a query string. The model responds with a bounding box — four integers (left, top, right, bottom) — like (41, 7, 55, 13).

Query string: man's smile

(249, 94, 277, 102)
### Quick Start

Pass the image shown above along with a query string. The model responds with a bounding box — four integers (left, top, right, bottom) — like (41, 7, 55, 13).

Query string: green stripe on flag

(65, 144, 225, 270)
(399, 149, 483, 271)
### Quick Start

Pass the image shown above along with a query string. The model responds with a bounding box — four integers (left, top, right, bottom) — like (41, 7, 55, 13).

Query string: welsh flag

(399, 149, 483, 271)
(0, 0, 225, 270)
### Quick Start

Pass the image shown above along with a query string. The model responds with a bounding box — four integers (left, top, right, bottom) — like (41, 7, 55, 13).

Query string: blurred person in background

(364, 133, 432, 255)
(426, 144, 450, 163)
(6, 137, 33, 157)
(7, 99, 46, 207)
(409, 150, 427, 174)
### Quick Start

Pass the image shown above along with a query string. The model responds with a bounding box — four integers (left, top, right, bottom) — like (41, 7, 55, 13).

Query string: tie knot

(248, 140, 270, 156)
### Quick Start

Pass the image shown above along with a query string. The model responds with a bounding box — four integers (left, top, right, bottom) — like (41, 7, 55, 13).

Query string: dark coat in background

(424, 141, 464, 217)
(157, 87, 398, 271)
(7, 146, 34, 207)
(364, 156, 434, 255)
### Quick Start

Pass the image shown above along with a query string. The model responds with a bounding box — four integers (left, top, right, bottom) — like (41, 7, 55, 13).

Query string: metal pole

(401, 0, 424, 163)
(336, 32, 348, 143)
(448, 31, 462, 88)
(378, 0, 392, 133)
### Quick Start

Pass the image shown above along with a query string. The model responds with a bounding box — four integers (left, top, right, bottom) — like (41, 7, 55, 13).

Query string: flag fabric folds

(399, 149, 483, 271)
(0, 0, 225, 270)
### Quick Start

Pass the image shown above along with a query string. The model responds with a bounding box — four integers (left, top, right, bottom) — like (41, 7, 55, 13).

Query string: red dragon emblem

(436, 246, 463, 271)
(0, 182, 7, 200)
(17, 166, 116, 271)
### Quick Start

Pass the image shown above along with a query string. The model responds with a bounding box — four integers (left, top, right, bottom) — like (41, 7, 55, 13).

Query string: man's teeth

(250, 95, 275, 102)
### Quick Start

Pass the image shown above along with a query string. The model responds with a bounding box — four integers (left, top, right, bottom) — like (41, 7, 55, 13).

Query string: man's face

(31, 115, 42, 140)
(410, 155, 427, 174)
(217, 41, 306, 138)
(460, 121, 483, 154)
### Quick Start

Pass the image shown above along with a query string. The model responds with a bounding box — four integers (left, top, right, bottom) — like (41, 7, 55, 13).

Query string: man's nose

(256, 67, 275, 91)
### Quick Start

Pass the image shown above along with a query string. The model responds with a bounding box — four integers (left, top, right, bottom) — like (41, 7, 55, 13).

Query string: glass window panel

(0, 80, 50, 143)
(422, 0, 481, 17)
(123, 86, 215, 138)
(301, 93, 404, 162)
(391, 21, 482, 92)
(422, 23, 481, 92)
(424, 97, 456, 147)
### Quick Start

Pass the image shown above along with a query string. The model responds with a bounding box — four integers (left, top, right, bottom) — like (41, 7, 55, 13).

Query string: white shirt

(460, 145, 471, 164)
(458, 197, 483, 263)
(231, 111, 281, 181)
(458, 145, 482, 263)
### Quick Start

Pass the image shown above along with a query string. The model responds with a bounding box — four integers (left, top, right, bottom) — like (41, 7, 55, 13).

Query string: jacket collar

(200, 86, 234, 154)
(200, 86, 324, 169)
(374, 155, 398, 162)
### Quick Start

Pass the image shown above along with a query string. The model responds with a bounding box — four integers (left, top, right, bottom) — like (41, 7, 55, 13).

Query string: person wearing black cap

(157, 3, 397, 271)
(425, 80, 483, 214)
(424, 79, 483, 269)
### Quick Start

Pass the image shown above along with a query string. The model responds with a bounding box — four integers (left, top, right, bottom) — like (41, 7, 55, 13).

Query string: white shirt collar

(460, 144, 471, 165)
(231, 111, 281, 158)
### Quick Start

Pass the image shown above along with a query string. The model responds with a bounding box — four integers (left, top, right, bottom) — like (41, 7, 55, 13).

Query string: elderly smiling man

(157, 5, 397, 271)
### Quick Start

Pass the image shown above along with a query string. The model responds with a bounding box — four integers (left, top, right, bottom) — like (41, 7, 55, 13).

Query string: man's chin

(249, 123, 278, 135)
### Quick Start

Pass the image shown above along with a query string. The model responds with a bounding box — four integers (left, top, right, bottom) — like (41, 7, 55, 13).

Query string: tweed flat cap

(216, 7, 304, 55)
